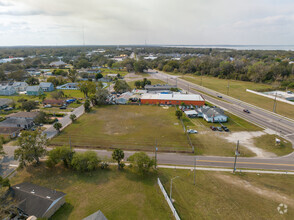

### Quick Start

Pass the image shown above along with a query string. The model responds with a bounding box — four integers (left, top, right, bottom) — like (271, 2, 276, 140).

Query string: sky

(0, 0, 293, 46)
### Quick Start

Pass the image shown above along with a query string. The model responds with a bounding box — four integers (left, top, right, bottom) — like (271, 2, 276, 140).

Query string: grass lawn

(10, 164, 173, 220)
(51, 105, 192, 152)
(159, 169, 294, 220)
(180, 75, 294, 119)
(128, 79, 166, 89)
(100, 68, 128, 77)
(55, 90, 85, 99)
(253, 134, 293, 156)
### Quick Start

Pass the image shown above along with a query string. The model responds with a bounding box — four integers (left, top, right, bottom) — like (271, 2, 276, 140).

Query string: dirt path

(215, 174, 294, 208)
(223, 131, 276, 158)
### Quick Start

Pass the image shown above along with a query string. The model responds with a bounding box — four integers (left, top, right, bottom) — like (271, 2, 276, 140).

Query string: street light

(170, 176, 179, 202)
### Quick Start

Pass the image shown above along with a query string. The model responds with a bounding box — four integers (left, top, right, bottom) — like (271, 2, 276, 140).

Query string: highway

(150, 69, 294, 145)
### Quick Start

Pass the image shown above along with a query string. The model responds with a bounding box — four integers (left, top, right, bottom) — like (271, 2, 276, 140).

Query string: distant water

(166, 45, 294, 51)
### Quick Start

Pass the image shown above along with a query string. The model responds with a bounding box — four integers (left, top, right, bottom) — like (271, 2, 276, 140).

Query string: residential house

(0, 117, 35, 129)
(26, 86, 44, 96)
(50, 60, 66, 68)
(43, 99, 65, 107)
(202, 107, 228, 123)
(116, 92, 133, 104)
(195, 106, 210, 118)
(56, 83, 78, 90)
(7, 111, 40, 120)
(0, 127, 22, 138)
(11, 182, 66, 219)
(39, 82, 54, 92)
(0, 85, 16, 96)
(83, 210, 108, 220)
(12, 82, 28, 92)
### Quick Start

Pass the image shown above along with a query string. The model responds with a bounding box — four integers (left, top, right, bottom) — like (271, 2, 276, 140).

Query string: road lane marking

(197, 159, 294, 167)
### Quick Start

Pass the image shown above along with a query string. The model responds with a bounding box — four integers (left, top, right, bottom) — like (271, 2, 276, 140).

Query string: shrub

(71, 151, 100, 172)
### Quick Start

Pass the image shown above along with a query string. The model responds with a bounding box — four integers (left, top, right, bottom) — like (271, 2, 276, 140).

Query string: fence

(157, 178, 181, 220)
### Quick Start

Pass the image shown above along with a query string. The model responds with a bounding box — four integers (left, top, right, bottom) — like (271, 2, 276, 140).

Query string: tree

(68, 69, 78, 82)
(0, 141, 5, 157)
(78, 81, 96, 98)
(112, 149, 124, 169)
(95, 73, 103, 80)
(8, 70, 26, 81)
(51, 90, 64, 100)
(53, 122, 62, 132)
(46, 146, 75, 168)
(14, 130, 47, 167)
(134, 80, 141, 89)
(84, 99, 91, 112)
(128, 152, 155, 175)
(71, 151, 100, 172)
(114, 80, 130, 93)
(70, 114, 77, 122)
(76, 59, 91, 69)
(175, 110, 183, 119)
(26, 77, 39, 85)
(22, 101, 37, 112)
(134, 60, 148, 73)
(91, 88, 109, 105)
(34, 111, 49, 124)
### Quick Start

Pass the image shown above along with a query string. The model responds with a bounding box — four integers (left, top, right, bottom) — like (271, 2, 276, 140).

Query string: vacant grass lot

(128, 79, 166, 89)
(181, 75, 294, 119)
(10, 165, 173, 220)
(253, 134, 293, 156)
(160, 169, 294, 220)
(100, 68, 129, 77)
(51, 105, 192, 152)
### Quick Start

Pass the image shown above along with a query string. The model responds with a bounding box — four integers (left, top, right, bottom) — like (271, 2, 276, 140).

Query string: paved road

(43, 105, 85, 139)
(150, 69, 294, 145)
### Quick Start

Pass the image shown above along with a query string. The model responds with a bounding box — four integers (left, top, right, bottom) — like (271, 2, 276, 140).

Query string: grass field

(253, 134, 293, 156)
(100, 68, 129, 77)
(160, 169, 294, 220)
(128, 79, 166, 89)
(51, 105, 192, 152)
(180, 75, 294, 119)
(56, 90, 85, 99)
(10, 165, 173, 220)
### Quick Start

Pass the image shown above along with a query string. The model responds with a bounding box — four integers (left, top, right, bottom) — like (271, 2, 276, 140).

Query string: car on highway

(187, 129, 198, 134)
(243, 109, 250, 113)
(217, 95, 222, 98)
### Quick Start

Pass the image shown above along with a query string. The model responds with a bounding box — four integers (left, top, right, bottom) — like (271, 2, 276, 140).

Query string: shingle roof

(83, 210, 108, 220)
(39, 82, 53, 88)
(0, 118, 34, 127)
(0, 98, 13, 106)
(204, 108, 226, 117)
(26, 86, 41, 92)
(11, 182, 66, 218)
(8, 111, 39, 119)
(0, 126, 22, 134)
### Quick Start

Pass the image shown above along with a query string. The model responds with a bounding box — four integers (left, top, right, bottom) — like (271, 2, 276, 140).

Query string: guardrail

(157, 178, 181, 220)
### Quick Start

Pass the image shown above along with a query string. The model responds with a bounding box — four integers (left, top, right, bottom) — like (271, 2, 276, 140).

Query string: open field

(100, 68, 129, 77)
(180, 75, 294, 119)
(253, 134, 293, 156)
(51, 105, 192, 152)
(10, 164, 173, 220)
(56, 89, 85, 99)
(160, 169, 294, 220)
(127, 79, 166, 89)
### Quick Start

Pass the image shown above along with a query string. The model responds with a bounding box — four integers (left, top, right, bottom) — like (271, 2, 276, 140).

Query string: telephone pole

(233, 140, 240, 173)
(227, 80, 230, 96)
(273, 92, 277, 113)
(155, 140, 158, 169)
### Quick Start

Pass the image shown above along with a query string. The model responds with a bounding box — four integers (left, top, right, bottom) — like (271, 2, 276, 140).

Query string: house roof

(50, 61, 66, 66)
(8, 111, 39, 119)
(83, 210, 108, 220)
(144, 84, 175, 90)
(184, 110, 198, 115)
(0, 118, 34, 127)
(204, 108, 226, 118)
(12, 82, 28, 87)
(0, 85, 15, 91)
(0, 98, 13, 106)
(39, 82, 53, 88)
(11, 182, 66, 218)
(26, 86, 41, 92)
(141, 93, 204, 101)
(0, 126, 22, 134)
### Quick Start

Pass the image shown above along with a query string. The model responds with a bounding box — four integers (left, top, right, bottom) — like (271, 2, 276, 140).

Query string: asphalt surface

(150, 69, 294, 144)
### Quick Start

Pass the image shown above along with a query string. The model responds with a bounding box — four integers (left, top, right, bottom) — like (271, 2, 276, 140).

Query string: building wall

(43, 197, 65, 219)
(141, 99, 205, 106)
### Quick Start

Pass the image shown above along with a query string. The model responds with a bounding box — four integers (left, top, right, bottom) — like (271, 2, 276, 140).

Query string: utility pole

(69, 136, 72, 151)
(233, 140, 240, 174)
(193, 156, 196, 185)
(170, 176, 179, 202)
(227, 80, 230, 96)
(155, 140, 158, 169)
(201, 72, 203, 86)
(273, 92, 277, 113)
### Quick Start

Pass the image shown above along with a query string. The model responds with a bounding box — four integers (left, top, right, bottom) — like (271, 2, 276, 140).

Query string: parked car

(217, 127, 223, 132)
(210, 126, 217, 131)
(221, 125, 230, 132)
(217, 95, 222, 98)
(4, 107, 13, 111)
(60, 106, 67, 109)
(44, 104, 52, 108)
(187, 129, 198, 134)
(243, 109, 250, 113)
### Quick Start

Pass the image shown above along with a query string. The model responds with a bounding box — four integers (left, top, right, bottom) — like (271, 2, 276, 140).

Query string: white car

(187, 129, 198, 134)
(44, 104, 52, 108)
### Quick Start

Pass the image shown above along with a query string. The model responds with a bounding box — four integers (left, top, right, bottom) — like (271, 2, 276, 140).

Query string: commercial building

(141, 93, 205, 106)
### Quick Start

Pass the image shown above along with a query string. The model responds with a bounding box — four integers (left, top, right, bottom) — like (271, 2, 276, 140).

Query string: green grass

(55, 90, 85, 99)
(10, 164, 173, 220)
(253, 134, 293, 156)
(51, 105, 192, 152)
(159, 169, 294, 220)
(181, 75, 294, 119)
(100, 68, 128, 77)
(128, 79, 166, 89)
